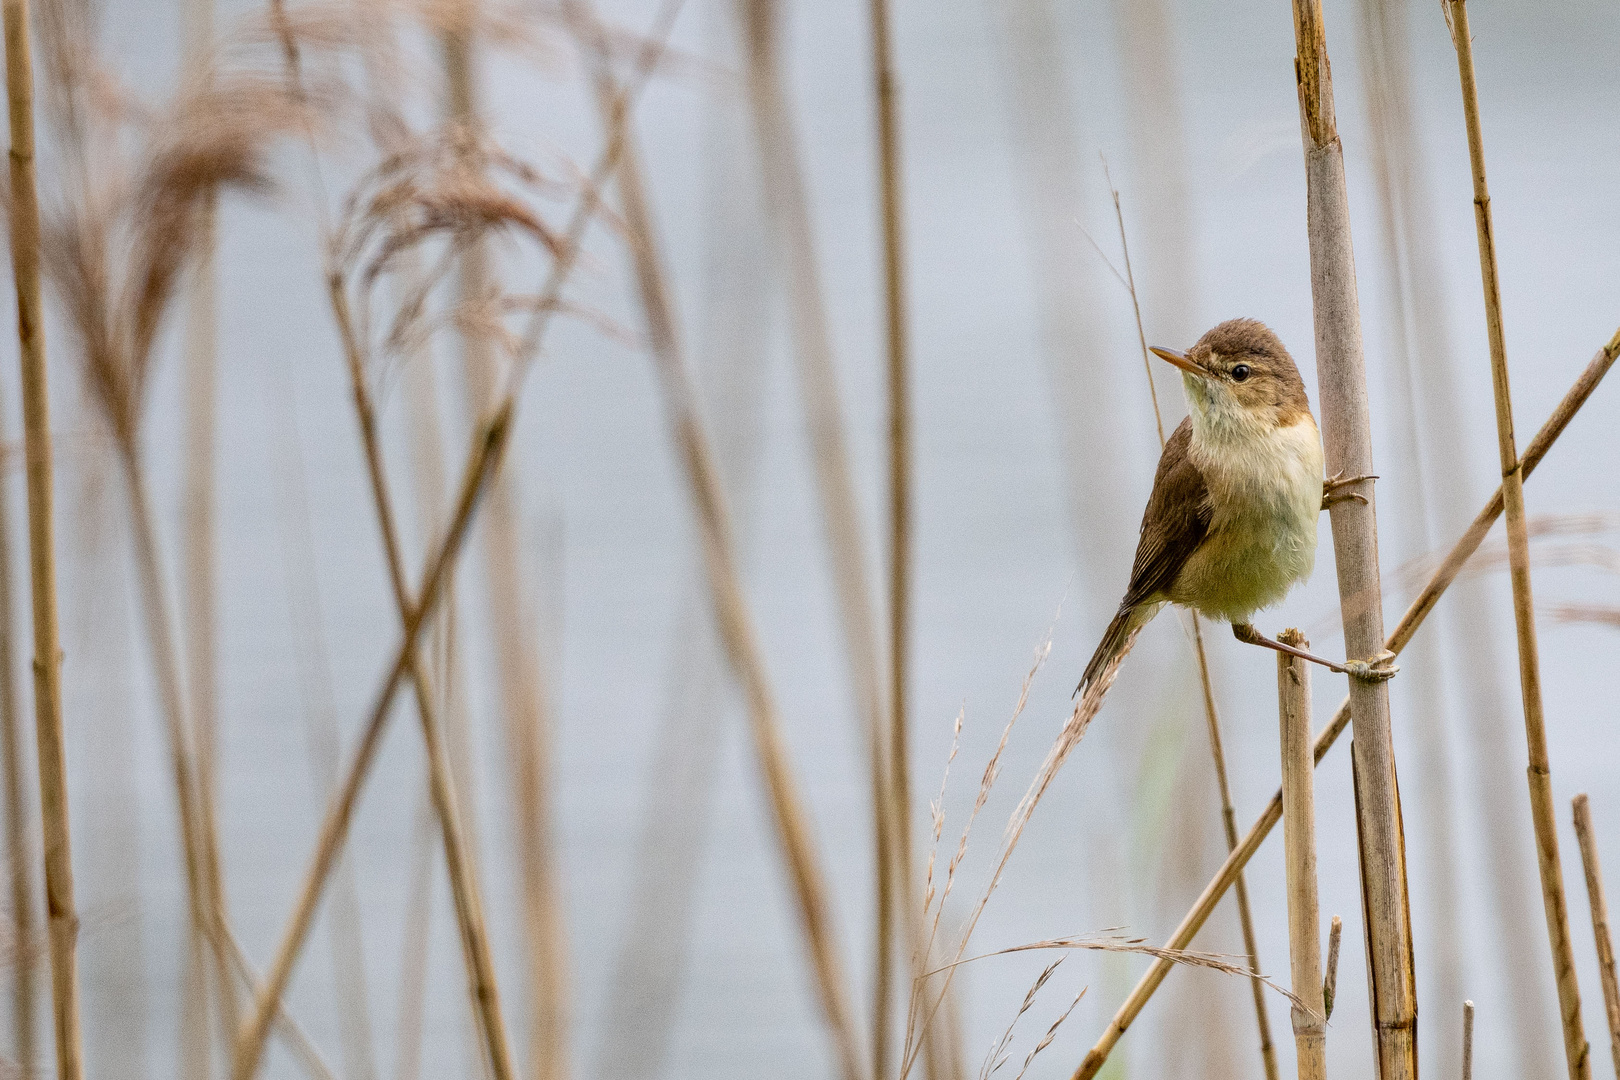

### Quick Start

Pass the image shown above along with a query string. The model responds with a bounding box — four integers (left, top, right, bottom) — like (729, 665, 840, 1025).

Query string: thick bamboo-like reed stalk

(1, 0, 83, 1074)
(1572, 794, 1620, 1076)
(870, 0, 911, 1070)
(1289, 1, 1415, 1074)
(0, 388, 35, 1075)
(1070, 326, 1620, 1079)
(441, 26, 569, 1080)
(1277, 630, 1325, 1080)
(567, 8, 864, 1074)
(324, 277, 516, 1080)
(232, 406, 512, 1080)
(1462, 1001, 1475, 1080)
(1109, 180, 1277, 1080)
(1444, 5, 1589, 1076)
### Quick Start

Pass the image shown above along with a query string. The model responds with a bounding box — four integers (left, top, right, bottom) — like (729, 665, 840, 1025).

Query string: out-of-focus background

(3, 0, 1618, 1077)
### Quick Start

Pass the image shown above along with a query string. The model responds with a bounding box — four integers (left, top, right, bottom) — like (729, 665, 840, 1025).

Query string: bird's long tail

(1076, 601, 1155, 697)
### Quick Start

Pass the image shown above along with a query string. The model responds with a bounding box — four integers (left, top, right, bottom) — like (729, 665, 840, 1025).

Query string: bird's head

(1150, 318, 1312, 440)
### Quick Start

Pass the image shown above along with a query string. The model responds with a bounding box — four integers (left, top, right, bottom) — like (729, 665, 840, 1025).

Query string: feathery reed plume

(729, 1, 896, 1070)
(1572, 794, 1620, 1076)
(1289, 1, 1416, 1074)
(1277, 630, 1325, 1080)
(440, 19, 569, 1079)
(1071, 327, 1620, 1078)
(1443, 5, 1589, 1076)
(40, 64, 315, 1071)
(980, 959, 1064, 1080)
(1096, 170, 1278, 1079)
(0, 385, 35, 1076)
(568, 4, 865, 1074)
(869, 0, 914, 1070)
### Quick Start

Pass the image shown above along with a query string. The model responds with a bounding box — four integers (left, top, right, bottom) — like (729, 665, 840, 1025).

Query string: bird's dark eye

(1231, 364, 1252, 382)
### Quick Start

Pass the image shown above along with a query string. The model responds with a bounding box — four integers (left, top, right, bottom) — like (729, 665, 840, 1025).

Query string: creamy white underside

(1169, 373, 1324, 623)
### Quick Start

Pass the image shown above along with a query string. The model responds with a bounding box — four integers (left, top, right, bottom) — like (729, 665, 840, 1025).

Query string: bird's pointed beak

(1150, 345, 1204, 376)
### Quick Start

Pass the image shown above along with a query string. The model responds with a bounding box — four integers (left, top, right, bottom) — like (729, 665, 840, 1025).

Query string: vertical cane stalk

(1, 0, 82, 1074)
(1278, 630, 1325, 1080)
(1443, 4, 1589, 1076)
(1289, 1, 1417, 1074)
(1572, 794, 1620, 1076)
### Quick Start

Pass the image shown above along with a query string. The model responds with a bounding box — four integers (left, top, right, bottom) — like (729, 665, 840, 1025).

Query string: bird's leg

(1231, 622, 1398, 681)
(1322, 470, 1377, 509)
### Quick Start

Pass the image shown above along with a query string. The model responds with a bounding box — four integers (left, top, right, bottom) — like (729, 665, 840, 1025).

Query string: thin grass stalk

(1289, 1, 1416, 1073)
(0, 387, 35, 1075)
(569, 10, 864, 1071)
(1, 0, 81, 1073)
(266, 345, 378, 1080)
(1277, 630, 1325, 1080)
(441, 25, 569, 1080)
(220, 925, 340, 1080)
(870, 0, 912, 1072)
(1070, 326, 1620, 1079)
(177, 0, 240, 1057)
(729, 5, 890, 1074)
(232, 404, 512, 1080)
(325, 275, 516, 1080)
(1444, 6, 1589, 1076)
(1572, 794, 1620, 1076)
(1111, 181, 1277, 1080)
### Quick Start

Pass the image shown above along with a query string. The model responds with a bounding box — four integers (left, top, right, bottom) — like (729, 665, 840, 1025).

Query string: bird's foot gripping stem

(1322, 470, 1377, 509)
(1231, 623, 1399, 682)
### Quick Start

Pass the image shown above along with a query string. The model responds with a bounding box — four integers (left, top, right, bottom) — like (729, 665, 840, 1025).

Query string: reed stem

(232, 406, 512, 1080)
(0, 377, 35, 1075)
(1572, 794, 1620, 1077)
(1290, 1, 1416, 1073)
(1444, 5, 1589, 1076)
(1462, 1001, 1475, 1080)
(870, 0, 913, 1071)
(1277, 629, 1325, 1080)
(1, 0, 83, 1071)
(1070, 325, 1620, 1079)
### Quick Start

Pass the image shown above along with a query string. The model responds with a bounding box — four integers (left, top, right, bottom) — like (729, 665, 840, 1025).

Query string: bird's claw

(1322, 471, 1377, 510)
(1343, 649, 1399, 682)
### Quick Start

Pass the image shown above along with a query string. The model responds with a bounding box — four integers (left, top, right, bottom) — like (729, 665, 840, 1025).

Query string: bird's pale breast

(1170, 413, 1323, 622)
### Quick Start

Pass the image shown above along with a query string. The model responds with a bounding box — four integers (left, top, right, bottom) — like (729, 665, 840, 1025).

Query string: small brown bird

(1076, 318, 1397, 695)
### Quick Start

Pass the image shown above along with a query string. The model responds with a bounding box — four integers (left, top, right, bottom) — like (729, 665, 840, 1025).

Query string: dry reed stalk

(392, 794, 435, 1080)
(1323, 915, 1341, 1019)
(1462, 1000, 1475, 1080)
(0, 388, 35, 1075)
(440, 24, 569, 1080)
(1108, 178, 1277, 1080)
(1070, 326, 1620, 1079)
(1277, 629, 1325, 1080)
(567, 7, 865, 1071)
(729, 2, 893, 1071)
(232, 404, 512, 1080)
(870, 0, 913, 1071)
(1, 0, 83, 1072)
(1572, 794, 1620, 1076)
(325, 270, 517, 1080)
(1290, 1, 1416, 1074)
(219, 925, 340, 1080)
(1355, 2, 1469, 1064)
(1444, 5, 1589, 1076)
(266, 348, 379, 1080)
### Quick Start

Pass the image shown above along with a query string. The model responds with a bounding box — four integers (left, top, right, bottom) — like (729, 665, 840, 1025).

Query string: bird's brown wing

(1121, 417, 1211, 609)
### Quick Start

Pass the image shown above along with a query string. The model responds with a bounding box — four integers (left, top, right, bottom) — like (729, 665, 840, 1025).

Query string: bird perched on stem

(1076, 318, 1397, 695)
